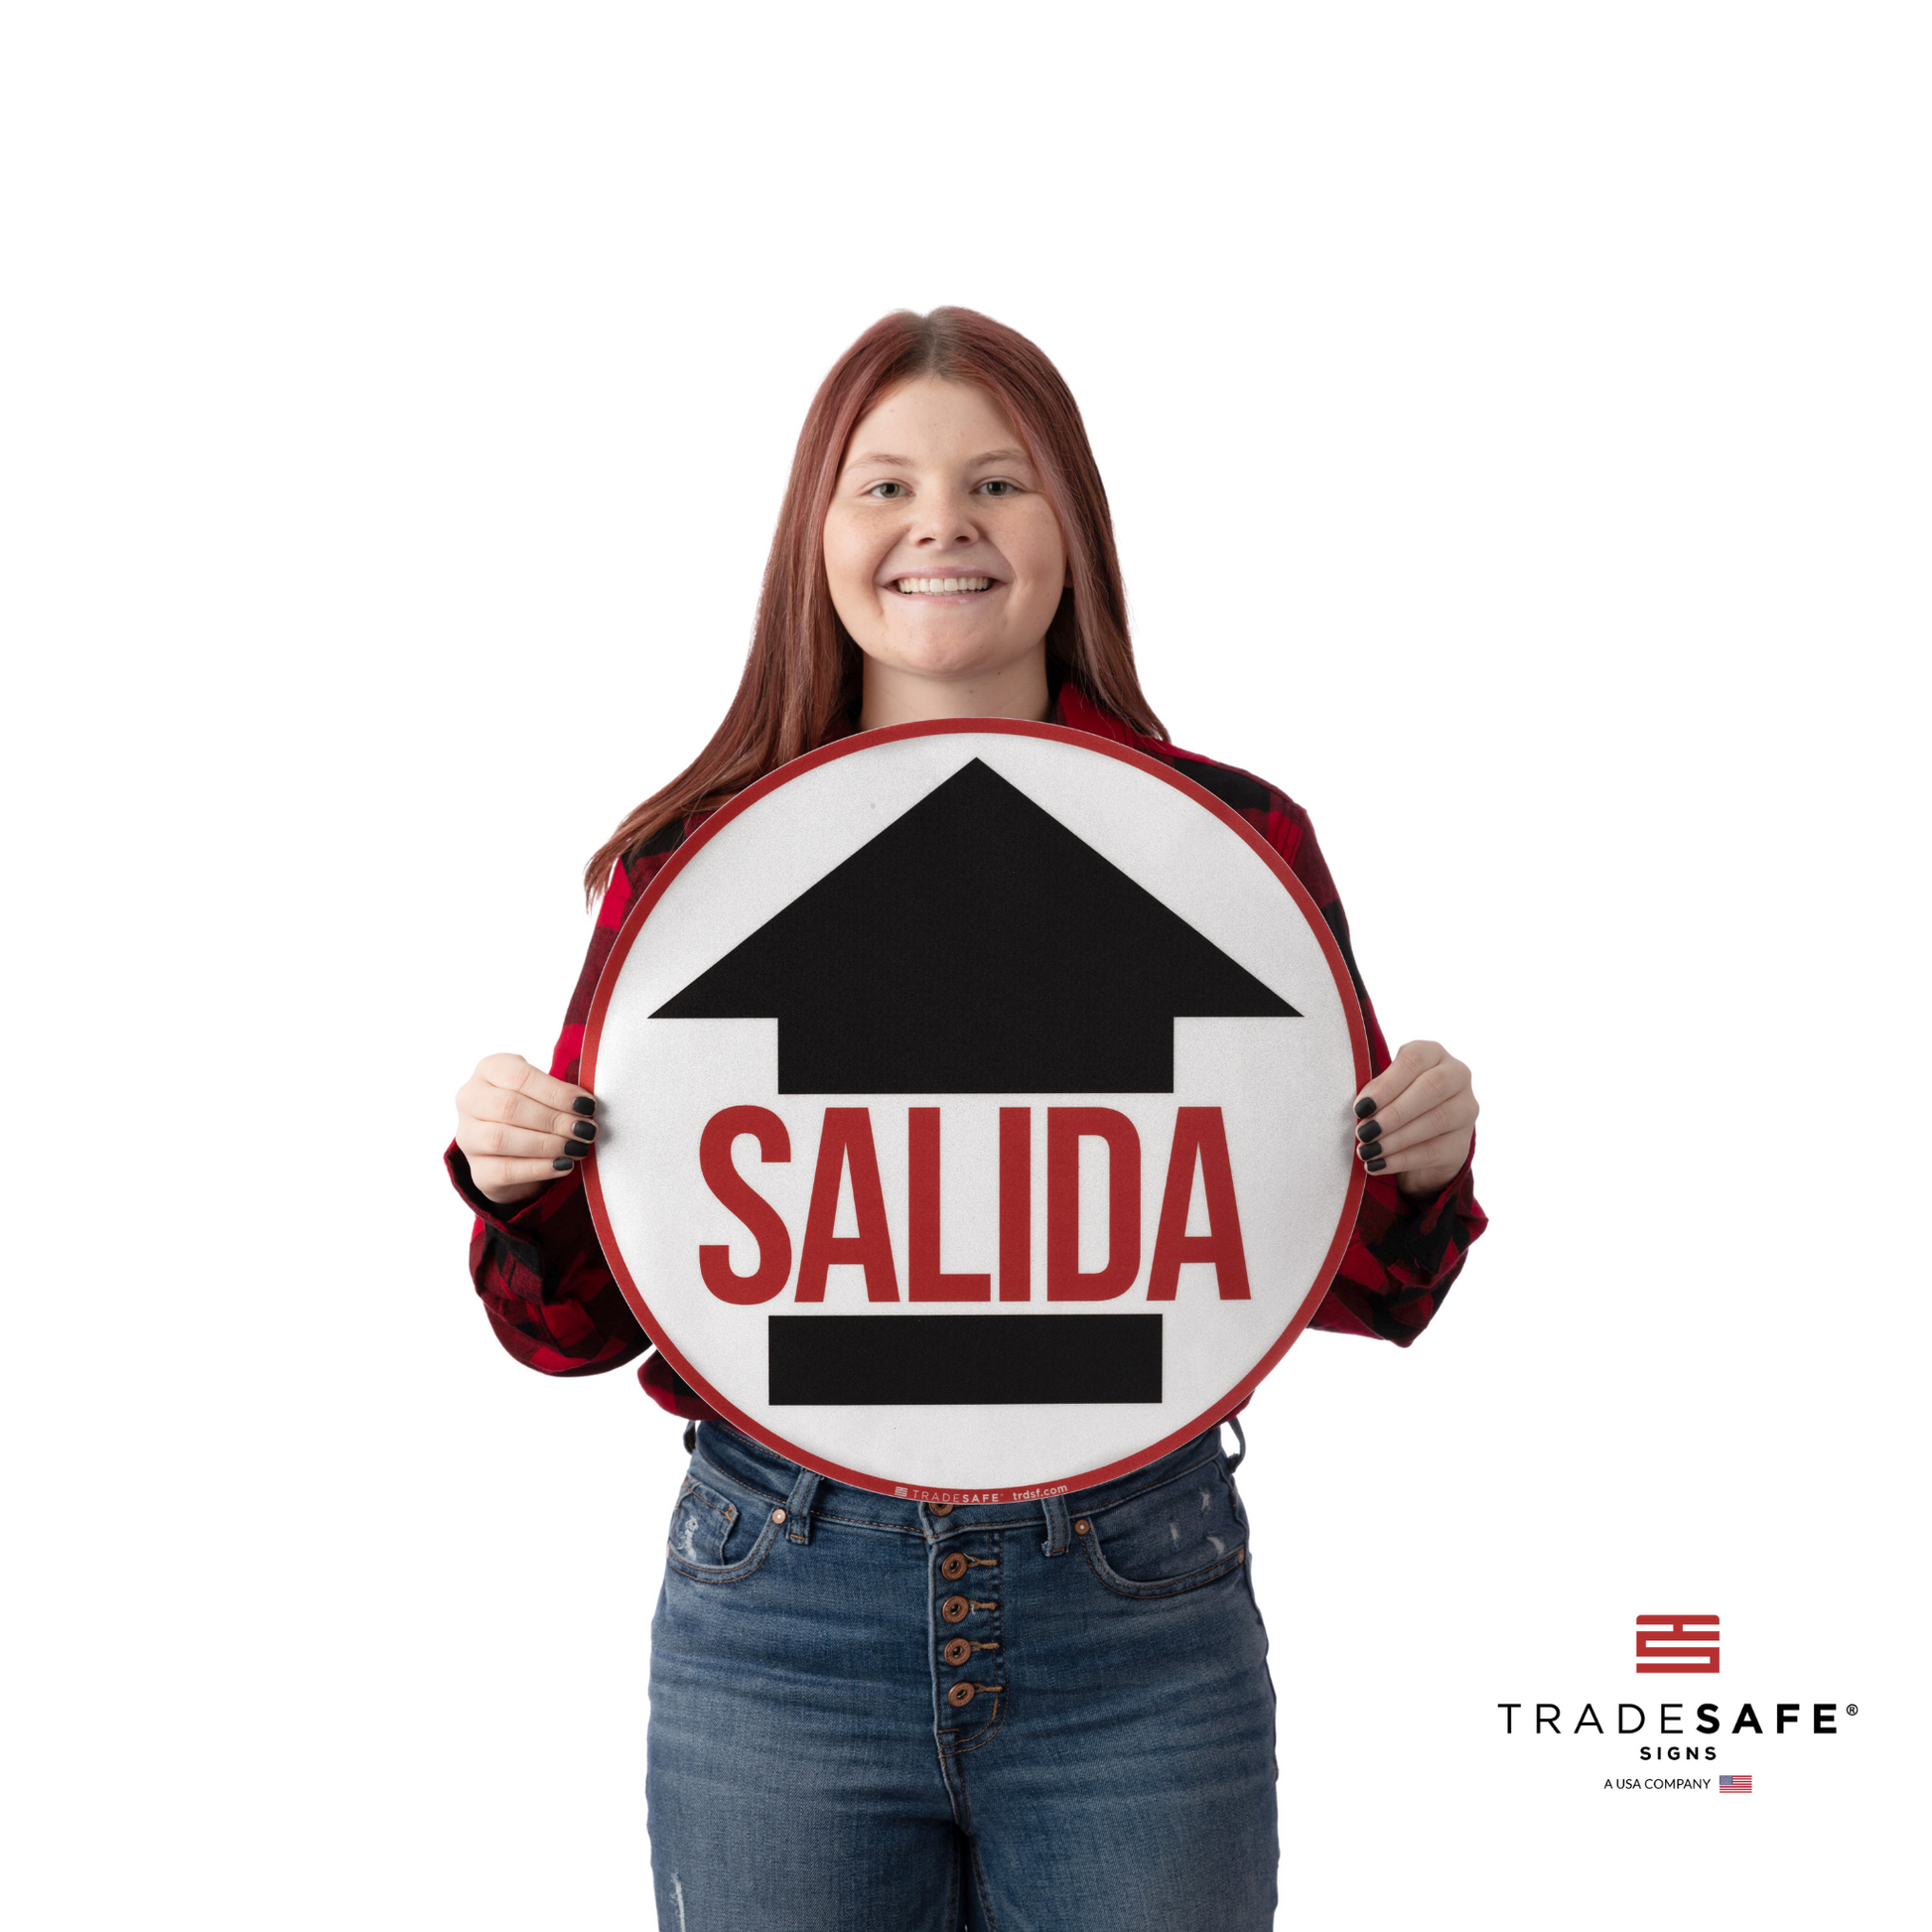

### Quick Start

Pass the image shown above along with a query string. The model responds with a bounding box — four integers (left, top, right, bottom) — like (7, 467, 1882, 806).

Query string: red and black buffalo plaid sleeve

(445, 822, 704, 1403)
(452, 691, 1484, 1411)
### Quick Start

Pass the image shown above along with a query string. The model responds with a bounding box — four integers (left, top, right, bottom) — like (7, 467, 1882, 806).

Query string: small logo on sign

(1636, 1613, 1720, 1674)
(1719, 1773, 1753, 1793)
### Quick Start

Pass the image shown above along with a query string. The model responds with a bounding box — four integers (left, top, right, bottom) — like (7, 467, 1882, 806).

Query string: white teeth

(896, 577, 992, 595)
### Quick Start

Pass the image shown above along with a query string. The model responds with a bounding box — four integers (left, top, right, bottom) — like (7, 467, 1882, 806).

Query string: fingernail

(1365, 1156, 1387, 1173)
(572, 1121, 597, 1141)
(1354, 1096, 1378, 1119)
(573, 1095, 597, 1116)
(1356, 1120, 1382, 1142)
(551, 1157, 573, 1172)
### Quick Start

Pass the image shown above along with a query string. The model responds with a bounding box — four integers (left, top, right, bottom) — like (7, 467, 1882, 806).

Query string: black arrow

(653, 758, 1296, 1093)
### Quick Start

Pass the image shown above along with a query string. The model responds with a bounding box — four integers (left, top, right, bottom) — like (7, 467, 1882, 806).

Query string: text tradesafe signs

(583, 721, 1369, 1501)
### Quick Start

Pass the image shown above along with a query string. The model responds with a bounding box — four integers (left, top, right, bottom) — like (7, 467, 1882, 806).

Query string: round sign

(582, 720, 1368, 1502)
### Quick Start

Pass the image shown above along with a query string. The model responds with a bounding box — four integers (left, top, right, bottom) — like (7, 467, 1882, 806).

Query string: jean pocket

(664, 1474, 783, 1585)
(667, 1476, 741, 1568)
(1077, 1458, 1248, 1600)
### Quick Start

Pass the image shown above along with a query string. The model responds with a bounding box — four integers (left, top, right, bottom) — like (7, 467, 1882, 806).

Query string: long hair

(585, 307, 1166, 900)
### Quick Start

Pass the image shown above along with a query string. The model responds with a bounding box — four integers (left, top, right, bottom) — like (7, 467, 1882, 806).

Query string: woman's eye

(867, 481, 906, 499)
(978, 480, 1015, 496)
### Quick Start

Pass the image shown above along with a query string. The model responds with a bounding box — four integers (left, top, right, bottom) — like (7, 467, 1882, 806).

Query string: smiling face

(824, 375, 1068, 729)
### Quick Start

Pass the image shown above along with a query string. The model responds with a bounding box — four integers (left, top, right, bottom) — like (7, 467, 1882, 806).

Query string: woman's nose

(910, 489, 981, 547)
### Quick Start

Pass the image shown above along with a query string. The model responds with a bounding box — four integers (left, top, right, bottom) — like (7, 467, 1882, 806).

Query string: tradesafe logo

(1496, 1610, 1860, 1791)
(1637, 1613, 1720, 1673)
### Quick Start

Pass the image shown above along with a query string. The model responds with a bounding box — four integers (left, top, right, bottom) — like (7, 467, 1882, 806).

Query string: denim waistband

(688, 1418, 1238, 1542)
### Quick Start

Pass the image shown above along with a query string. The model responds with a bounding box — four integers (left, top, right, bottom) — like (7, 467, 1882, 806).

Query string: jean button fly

(940, 1552, 968, 1581)
(941, 1594, 970, 1624)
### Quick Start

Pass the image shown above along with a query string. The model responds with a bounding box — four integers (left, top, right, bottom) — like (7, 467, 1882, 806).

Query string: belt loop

(1222, 1413, 1247, 1476)
(1040, 1493, 1070, 1558)
(783, 1462, 822, 1545)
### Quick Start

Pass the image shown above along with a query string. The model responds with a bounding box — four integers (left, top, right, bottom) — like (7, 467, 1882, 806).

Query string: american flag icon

(1720, 1774, 1753, 1794)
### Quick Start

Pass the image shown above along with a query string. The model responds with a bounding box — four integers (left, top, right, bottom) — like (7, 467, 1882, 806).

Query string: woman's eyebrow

(842, 447, 1033, 474)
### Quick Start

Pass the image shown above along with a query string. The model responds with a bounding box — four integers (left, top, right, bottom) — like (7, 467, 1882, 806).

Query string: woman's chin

(870, 631, 1038, 685)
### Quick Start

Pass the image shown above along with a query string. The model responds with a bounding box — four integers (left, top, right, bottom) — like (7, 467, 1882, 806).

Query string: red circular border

(581, 720, 1370, 1501)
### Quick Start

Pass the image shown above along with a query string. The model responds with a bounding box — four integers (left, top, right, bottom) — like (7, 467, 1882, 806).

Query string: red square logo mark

(1635, 1613, 1720, 1673)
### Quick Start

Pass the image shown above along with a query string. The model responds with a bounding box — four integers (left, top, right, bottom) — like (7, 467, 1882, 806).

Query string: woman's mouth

(892, 576, 995, 596)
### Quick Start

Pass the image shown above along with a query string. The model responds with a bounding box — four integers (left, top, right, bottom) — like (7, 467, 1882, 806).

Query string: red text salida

(697, 1106, 1251, 1306)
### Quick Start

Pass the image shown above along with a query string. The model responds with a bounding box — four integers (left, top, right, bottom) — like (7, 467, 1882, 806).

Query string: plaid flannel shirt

(446, 685, 1487, 1417)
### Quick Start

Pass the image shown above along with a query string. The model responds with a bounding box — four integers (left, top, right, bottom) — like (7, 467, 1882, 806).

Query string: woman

(449, 308, 1484, 1931)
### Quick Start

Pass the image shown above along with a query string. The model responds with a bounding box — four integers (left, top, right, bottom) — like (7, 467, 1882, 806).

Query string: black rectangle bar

(768, 1314, 1163, 1406)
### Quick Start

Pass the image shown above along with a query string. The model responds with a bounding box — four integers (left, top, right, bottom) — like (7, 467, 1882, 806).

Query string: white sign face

(583, 721, 1368, 1501)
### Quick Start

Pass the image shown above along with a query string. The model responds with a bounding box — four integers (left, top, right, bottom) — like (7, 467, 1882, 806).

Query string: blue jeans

(647, 1420, 1277, 1930)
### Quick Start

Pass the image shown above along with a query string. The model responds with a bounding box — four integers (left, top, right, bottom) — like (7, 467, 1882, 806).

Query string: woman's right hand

(454, 1053, 598, 1206)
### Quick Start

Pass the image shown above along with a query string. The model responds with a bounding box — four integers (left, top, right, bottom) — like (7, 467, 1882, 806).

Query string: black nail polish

(1354, 1096, 1378, 1119)
(1365, 1156, 1387, 1173)
(1356, 1120, 1382, 1142)
(573, 1095, 596, 1116)
(573, 1120, 597, 1141)
(551, 1157, 573, 1172)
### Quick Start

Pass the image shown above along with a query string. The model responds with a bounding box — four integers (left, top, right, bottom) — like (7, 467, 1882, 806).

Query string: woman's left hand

(1352, 1040, 1478, 1197)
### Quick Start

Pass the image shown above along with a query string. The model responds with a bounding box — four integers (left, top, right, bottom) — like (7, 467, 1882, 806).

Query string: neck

(858, 647, 1051, 733)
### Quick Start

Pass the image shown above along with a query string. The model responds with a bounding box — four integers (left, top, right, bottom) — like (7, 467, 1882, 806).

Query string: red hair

(586, 306, 1167, 899)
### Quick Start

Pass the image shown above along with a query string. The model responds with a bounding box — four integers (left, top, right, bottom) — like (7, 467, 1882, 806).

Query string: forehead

(844, 375, 1023, 463)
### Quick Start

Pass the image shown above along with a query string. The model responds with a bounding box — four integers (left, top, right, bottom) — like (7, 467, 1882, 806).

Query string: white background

(3, 4, 1925, 1927)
